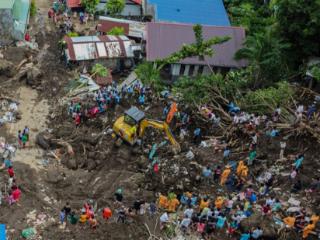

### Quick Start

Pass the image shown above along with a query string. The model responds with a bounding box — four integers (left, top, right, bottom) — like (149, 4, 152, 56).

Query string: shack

(0, 0, 30, 45)
(64, 35, 142, 70)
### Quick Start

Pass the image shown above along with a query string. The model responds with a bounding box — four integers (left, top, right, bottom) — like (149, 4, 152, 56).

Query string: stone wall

(0, 9, 14, 46)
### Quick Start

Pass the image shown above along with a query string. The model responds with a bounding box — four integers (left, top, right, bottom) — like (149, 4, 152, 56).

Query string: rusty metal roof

(67, 0, 81, 8)
(64, 35, 137, 61)
(146, 22, 247, 68)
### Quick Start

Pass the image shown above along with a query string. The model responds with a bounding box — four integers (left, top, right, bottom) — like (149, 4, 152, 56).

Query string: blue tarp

(147, 0, 230, 26)
(0, 224, 6, 240)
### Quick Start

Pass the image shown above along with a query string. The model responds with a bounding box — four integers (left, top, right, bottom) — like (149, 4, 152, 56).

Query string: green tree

(30, 0, 37, 17)
(91, 64, 108, 78)
(81, 0, 99, 14)
(135, 62, 163, 91)
(106, 0, 125, 16)
(275, 0, 320, 65)
(107, 26, 125, 36)
(235, 28, 289, 88)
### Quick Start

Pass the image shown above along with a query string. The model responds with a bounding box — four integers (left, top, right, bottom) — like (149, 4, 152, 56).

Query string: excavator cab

(112, 106, 181, 152)
(113, 106, 144, 145)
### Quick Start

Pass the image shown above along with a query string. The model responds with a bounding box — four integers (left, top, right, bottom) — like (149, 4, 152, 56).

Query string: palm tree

(235, 28, 289, 88)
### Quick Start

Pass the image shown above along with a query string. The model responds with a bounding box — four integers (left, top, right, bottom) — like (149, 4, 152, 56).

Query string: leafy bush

(81, 0, 99, 14)
(135, 62, 164, 92)
(239, 81, 294, 114)
(66, 32, 79, 37)
(172, 72, 248, 105)
(91, 64, 108, 77)
(106, 0, 125, 16)
(107, 27, 125, 36)
(30, 0, 37, 17)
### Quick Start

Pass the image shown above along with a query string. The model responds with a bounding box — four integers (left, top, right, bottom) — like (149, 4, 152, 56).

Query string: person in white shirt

(279, 141, 286, 159)
(160, 212, 169, 229)
(184, 207, 194, 219)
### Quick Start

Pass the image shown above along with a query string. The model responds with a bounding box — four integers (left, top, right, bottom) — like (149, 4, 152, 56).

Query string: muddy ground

(0, 1, 319, 239)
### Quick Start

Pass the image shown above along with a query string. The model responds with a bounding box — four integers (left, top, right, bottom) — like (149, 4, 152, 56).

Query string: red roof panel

(67, 0, 81, 8)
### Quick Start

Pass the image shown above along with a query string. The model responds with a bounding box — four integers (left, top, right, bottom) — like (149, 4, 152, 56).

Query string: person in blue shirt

(294, 154, 304, 169)
(240, 232, 251, 240)
(193, 128, 201, 144)
(216, 214, 226, 229)
(138, 94, 145, 105)
(202, 166, 212, 184)
(223, 147, 231, 159)
(251, 227, 263, 239)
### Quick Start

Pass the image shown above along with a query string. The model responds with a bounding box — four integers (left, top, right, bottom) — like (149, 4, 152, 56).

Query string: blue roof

(148, 0, 230, 26)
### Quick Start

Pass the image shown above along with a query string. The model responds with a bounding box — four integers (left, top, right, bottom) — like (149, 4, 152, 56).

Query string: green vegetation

(30, 0, 37, 17)
(81, 0, 99, 14)
(91, 64, 108, 78)
(66, 32, 79, 37)
(136, 1, 319, 115)
(106, 0, 125, 16)
(239, 82, 294, 114)
(135, 62, 163, 92)
(107, 27, 125, 36)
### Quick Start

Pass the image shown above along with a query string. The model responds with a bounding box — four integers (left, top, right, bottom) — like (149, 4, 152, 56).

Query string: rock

(66, 157, 77, 170)
(87, 160, 97, 171)
(36, 132, 51, 149)
(46, 167, 63, 183)
(0, 59, 14, 77)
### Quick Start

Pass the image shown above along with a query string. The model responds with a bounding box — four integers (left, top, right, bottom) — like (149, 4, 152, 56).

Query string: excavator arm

(139, 119, 181, 153)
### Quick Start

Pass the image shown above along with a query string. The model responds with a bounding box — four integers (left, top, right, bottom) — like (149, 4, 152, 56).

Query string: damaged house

(64, 35, 142, 71)
(0, 0, 30, 45)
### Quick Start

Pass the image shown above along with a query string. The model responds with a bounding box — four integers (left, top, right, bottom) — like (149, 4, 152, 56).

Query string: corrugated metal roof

(65, 35, 137, 61)
(98, 16, 146, 39)
(0, 0, 15, 9)
(147, 0, 230, 26)
(67, 0, 81, 8)
(146, 22, 247, 68)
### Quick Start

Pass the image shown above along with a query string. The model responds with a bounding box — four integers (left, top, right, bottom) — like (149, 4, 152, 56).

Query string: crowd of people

(0, 128, 27, 206)
(67, 81, 149, 126)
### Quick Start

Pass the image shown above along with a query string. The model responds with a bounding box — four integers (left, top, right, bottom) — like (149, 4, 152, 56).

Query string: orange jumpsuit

(167, 198, 180, 212)
(241, 166, 249, 179)
(283, 216, 296, 228)
(158, 194, 168, 209)
(236, 161, 244, 176)
(220, 168, 231, 185)
(302, 223, 315, 238)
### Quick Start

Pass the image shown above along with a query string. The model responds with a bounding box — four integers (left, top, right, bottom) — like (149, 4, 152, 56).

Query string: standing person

(103, 207, 112, 221)
(21, 133, 28, 148)
(89, 216, 97, 229)
(60, 209, 66, 225)
(220, 165, 231, 186)
(12, 186, 21, 203)
(202, 166, 212, 184)
(279, 140, 286, 159)
(23, 126, 30, 142)
(18, 130, 23, 148)
(214, 165, 222, 182)
(63, 202, 72, 219)
(193, 128, 201, 144)
(7, 166, 14, 178)
(114, 188, 123, 203)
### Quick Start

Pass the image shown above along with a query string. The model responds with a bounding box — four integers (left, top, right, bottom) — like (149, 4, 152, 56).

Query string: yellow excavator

(113, 106, 180, 153)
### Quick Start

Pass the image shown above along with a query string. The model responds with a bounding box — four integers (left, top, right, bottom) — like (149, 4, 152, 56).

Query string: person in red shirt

(8, 166, 14, 178)
(12, 187, 21, 202)
(24, 32, 30, 42)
